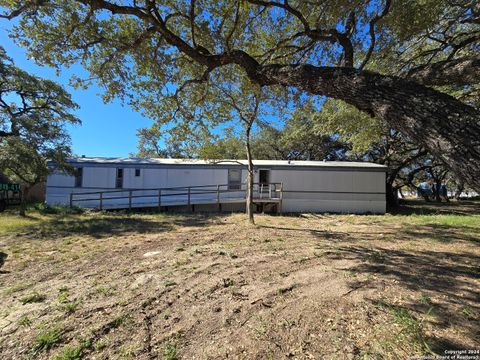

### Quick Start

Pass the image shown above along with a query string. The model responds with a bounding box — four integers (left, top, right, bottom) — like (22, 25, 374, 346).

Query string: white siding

(83, 167, 115, 188)
(47, 171, 74, 187)
(270, 169, 385, 213)
(46, 164, 386, 213)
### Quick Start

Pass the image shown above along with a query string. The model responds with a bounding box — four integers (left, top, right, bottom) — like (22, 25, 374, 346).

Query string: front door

(259, 169, 270, 185)
(259, 169, 270, 194)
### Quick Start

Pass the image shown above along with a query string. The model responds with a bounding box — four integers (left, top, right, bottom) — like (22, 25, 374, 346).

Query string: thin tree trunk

(245, 125, 255, 225)
(435, 180, 442, 203)
(19, 186, 30, 217)
(454, 181, 464, 200)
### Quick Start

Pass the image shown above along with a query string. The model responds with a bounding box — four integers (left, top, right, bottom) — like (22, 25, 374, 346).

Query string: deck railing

(69, 182, 283, 211)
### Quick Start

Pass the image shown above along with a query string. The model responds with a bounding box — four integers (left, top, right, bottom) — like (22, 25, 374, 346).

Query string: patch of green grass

(94, 285, 115, 297)
(94, 339, 109, 351)
(55, 287, 80, 314)
(342, 270, 358, 278)
(111, 314, 131, 329)
(31, 326, 64, 354)
(3, 281, 33, 295)
(419, 294, 435, 315)
(17, 315, 32, 326)
(386, 304, 432, 353)
(61, 300, 81, 314)
(414, 214, 480, 227)
(459, 306, 475, 319)
(52, 337, 91, 360)
(57, 287, 70, 303)
(52, 345, 83, 360)
(162, 341, 178, 360)
(366, 250, 386, 263)
(118, 344, 137, 359)
(0, 214, 42, 235)
(0, 209, 175, 240)
(281, 319, 296, 329)
(419, 294, 432, 305)
(19, 292, 46, 305)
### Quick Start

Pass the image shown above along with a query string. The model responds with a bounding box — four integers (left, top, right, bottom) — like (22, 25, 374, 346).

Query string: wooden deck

(70, 183, 283, 212)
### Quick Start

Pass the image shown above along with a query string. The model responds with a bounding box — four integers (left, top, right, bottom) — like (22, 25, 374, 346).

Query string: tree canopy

(1, 0, 478, 189)
(0, 45, 78, 214)
(0, 46, 79, 139)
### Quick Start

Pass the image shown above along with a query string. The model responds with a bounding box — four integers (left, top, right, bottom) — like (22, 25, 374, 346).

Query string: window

(74, 168, 83, 188)
(228, 169, 242, 190)
(116, 168, 123, 188)
(135, 168, 141, 177)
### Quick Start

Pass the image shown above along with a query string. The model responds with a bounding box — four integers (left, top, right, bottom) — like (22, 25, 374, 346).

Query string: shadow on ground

(259, 222, 479, 245)
(391, 199, 480, 216)
(326, 246, 480, 352)
(257, 224, 351, 241)
(14, 212, 229, 239)
(400, 223, 480, 244)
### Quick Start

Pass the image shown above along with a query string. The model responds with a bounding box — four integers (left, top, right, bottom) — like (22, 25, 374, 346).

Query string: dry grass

(0, 200, 479, 359)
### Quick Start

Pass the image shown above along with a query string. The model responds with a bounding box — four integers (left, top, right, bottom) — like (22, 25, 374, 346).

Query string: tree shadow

(256, 224, 350, 240)
(16, 212, 229, 239)
(400, 223, 480, 244)
(392, 199, 480, 216)
(370, 300, 470, 354)
(326, 246, 480, 351)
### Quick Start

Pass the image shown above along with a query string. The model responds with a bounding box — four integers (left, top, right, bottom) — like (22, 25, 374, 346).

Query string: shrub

(33, 203, 84, 215)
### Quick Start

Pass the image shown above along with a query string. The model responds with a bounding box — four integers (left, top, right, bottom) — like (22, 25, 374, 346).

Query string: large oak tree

(1, 0, 478, 189)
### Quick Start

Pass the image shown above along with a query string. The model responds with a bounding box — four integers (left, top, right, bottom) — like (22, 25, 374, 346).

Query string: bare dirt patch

(0, 201, 479, 359)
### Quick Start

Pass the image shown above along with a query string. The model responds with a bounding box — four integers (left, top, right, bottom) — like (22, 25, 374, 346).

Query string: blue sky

(1, 21, 152, 158)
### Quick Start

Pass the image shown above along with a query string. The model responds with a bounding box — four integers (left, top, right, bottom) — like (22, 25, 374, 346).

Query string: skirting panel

(282, 199, 386, 214)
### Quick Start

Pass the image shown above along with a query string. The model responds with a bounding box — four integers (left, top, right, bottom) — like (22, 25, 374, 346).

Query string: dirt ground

(0, 200, 479, 359)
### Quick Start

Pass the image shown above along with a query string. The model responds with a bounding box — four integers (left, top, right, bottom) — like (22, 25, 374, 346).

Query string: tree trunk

(454, 181, 464, 200)
(258, 65, 480, 191)
(434, 180, 442, 203)
(386, 182, 398, 209)
(245, 127, 255, 225)
(19, 186, 30, 217)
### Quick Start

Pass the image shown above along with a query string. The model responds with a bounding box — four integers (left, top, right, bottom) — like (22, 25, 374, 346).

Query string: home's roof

(65, 157, 387, 169)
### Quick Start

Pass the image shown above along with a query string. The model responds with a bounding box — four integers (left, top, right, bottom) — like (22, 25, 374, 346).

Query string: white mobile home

(46, 157, 387, 213)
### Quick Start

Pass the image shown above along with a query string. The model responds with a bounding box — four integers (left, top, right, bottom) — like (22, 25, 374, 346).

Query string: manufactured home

(46, 157, 387, 213)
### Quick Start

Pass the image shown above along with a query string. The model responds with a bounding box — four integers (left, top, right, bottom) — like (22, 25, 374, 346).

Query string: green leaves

(315, 99, 385, 154)
(0, 46, 76, 215)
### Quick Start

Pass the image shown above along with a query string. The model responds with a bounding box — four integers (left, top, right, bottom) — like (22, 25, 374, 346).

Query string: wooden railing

(69, 182, 283, 211)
